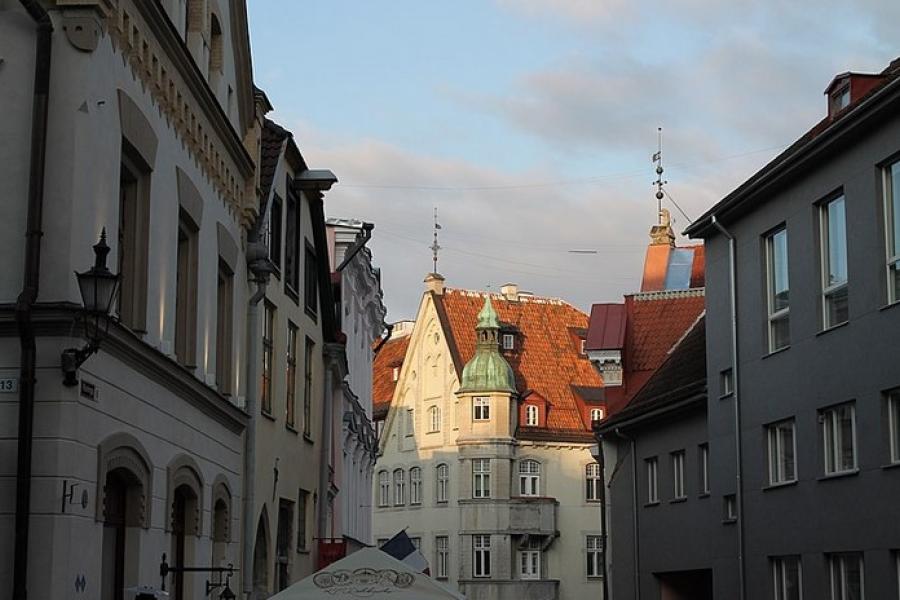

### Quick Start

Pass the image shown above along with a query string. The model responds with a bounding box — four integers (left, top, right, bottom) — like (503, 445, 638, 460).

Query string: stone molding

(210, 474, 232, 542)
(166, 454, 204, 536)
(95, 432, 153, 528)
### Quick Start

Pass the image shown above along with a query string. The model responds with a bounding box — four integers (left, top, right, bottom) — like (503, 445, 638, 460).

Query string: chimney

(500, 283, 519, 301)
(424, 272, 445, 295)
(648, 208, 675, 246)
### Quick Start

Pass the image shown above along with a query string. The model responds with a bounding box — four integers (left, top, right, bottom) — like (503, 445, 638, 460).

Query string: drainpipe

(317, 356, 335, 543)
(13, 3, 52, 599)
(711, 215, 746, 600)
(615, 428, 640, 599)
(594, 438, 610, 600)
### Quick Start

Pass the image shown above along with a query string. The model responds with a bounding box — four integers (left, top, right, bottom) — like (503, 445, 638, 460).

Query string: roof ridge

(632, 288, 705, 301)
(444, 287, 580, 310)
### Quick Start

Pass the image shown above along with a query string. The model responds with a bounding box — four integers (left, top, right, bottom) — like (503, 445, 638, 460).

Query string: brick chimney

(500, 283, 519, 301)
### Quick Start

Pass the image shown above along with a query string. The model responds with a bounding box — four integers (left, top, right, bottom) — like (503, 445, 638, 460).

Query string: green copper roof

(459, 295, 516, 394)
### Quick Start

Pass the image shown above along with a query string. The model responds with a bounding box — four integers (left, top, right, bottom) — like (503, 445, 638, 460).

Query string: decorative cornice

(633, 288, 705, 302)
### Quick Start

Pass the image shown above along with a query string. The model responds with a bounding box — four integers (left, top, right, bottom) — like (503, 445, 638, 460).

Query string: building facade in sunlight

(372, 275, 605, 600)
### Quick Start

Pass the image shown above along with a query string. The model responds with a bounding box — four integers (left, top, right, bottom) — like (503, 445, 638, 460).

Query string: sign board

(0, 378, 18, 393)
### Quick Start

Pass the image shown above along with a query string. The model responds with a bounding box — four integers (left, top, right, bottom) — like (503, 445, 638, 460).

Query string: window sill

(286, 424, 298, 434)
(880, 300, 900, 312)
(816, 320, 849, 337)
(669, 497, 687, 504)
(644, 501, 660, 508)
(303, 433, 314, 444)
(762, 345, 790, 359)
(762, 480, 797, 491)
(285, 285, 300, 305)
(305, 307, 318, 323)
(722, 518, 737, 525)
(296, 548, 310, 555)
(261, 410, 276, 422)
(817, 468, 859, 481)
(719, 392, 734, 401)
(882, 461, 900, 470)
(698, 492, 710, 499)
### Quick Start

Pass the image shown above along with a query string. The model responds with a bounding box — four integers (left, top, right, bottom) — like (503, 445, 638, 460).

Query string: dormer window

(580, 339, 586, 355)
(392, 367, 400, 382)
(502, 333, 515, 350)
(525, 405, 539, 426)
(590, 408, 605, 423)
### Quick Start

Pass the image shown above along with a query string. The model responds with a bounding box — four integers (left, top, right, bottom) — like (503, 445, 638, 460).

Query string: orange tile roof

(372, 335, 410, 419)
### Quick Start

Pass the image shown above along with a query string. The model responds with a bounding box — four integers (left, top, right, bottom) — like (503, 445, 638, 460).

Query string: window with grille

(585, 463, 602, 502)
(410, 467, 422, 505)
(772, 555, 801, 600)
(828, 553, 863, 600)
(428, 406, 441, 433)
(590, 408, 605, 423)
(473, 397, 490, 421)
(393, 469, 406, 506)
(378, 471, 390, 507)
(436, 464, 449, 503)
(435, 536, 449, 579)
(502, 333, 515, 350)
(519, 538, 541, 580)
(473, 459, 491, 498)
(525, 405, 538, 426)
(586, 535, 603, 578)
(473, 535, 491, 578)
(518, 460, 540, 496)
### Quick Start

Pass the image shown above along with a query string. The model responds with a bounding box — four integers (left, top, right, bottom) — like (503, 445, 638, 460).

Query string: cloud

(495, 0, 634, 24)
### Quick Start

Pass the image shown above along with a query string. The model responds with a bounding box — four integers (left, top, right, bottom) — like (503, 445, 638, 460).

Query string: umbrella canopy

(269, 547, 465, 599)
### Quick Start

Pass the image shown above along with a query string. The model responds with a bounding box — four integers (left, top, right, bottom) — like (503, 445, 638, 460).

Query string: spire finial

(430, 207, 442, 274)
(652, 126, 667, 222)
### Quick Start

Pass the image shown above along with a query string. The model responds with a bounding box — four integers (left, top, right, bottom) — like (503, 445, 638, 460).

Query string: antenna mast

(430, 207, 442, 274)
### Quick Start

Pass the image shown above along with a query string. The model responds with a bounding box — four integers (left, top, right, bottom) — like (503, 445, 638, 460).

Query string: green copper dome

(459, 296, 516, 394)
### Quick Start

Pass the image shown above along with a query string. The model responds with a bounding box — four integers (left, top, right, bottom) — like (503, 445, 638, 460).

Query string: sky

(248, 1, 899, 321)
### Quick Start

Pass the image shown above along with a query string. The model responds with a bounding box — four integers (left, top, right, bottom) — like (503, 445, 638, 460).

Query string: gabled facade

(372, 276, 605, 600)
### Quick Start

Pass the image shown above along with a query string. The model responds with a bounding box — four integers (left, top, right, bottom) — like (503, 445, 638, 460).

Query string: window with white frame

(772, 555, 802, 600)
(473, 397, 490, 421)
(586, 535, 603, 578)
(392, 366, 400, 382)
(518, 460, 540, 496)
(519, 538, 541, 580)
(586, 463, 602, 502)
(590, 408, 605, 423)
(473, 535, 491, 578)
(672, 451, 686, 499)
(405, 409, 414, 437)
(822, 403, 856, 475)
(502, 333, 515, 350)
(724, 494, 737, 522)
(821, 195, 849, 328)
(889, 390, 900, 465)
(646, 457, 658, 504)
(828, 553, 864, 600)
(435, 536, 449, 579)
(410, 467, 422, 505)
(720, 368, 734, 396)
(393, 469, 406, 506)
(473, 459, 491, 498)
(525, 405, 539, 426)
(378, 470, 390, 507)
(699, 443, 710, 495)
(884, 160, 900, 304)
(768, 419, 797, 485)
(766, 227, 790, 352)
(428, 406, 441, 433)
(436, 463, 449, 503)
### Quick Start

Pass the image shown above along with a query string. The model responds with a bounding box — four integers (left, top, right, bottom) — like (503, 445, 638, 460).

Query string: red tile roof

(625, 291, 706, 374)
(372, 334, 410, 420)
(585, 303, 627, 351)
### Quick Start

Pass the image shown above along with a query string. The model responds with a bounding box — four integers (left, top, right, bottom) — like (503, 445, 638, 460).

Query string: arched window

(586, 463, 602, 502)
(518, 460, 540, 496)
(428, 406, 441, 433)
(436, 464, 449, 503)
(208, 14, 223, 74)
(378, 471, 390, 507)
(525, 405, 539, 426)
(211, 477, 231, 569)
(393, 469, 406, 506)
(590, 408, 605, 423)
(410, 467, 422, 505)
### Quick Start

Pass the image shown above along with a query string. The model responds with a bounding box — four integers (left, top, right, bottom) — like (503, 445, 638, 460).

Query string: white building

(372, 275, 607, 600)
(1, 0, 257, 598)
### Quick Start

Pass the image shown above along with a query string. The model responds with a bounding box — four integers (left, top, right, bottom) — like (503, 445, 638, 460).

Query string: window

(473, 535, 491, 578)
(821, 195, 849, 328)
(822, 403, 856, 475)
(117, 152, 150, 332)
(586, 463, 602, 502)
(828, 553, 864, 600)
(772, 555, 802, 600)
(411, 537, 421, 549)
(304, 242, 318, 316)
(435, 536, 449, 579)
(392, 366, 400, 382)
(518, 460, 540, 496)
(428, 406, 441, 433)
(261, 303, 275, 415)
(720, 368, 734, 396)
(269, 195, 282, 272)
(724, 494, 737, 522)
(286, 323, 298, 428)
(405, 409, 415, 437)
(586, 535, 603, 578)
(216, 260, 233, 395)
(284, 191, 300, 297)
(208, 14, 223, 74)
(276, 499, 294, 591)
(393, 469, 406, 506)
(378, 471, 390, 507)
(672, 451, 686, 499)
(884, 160, 900, 303)
(766, 227, 790, 352)
(410, 467, 422, 505)
(436, 464, 449, 503)
(472, 459, 491, 498)
(519, 538, 541, 580)
(303, 337, 314, 437)
(525, 405, 539, 426)
(174, 213, 198, 367)
(297, 489, 308, 552)
(580, 338, 587, 355)
(768, 419, 797, 485)
(889, 390, 900, 465)
(502, 333, 515, 350)
(590, 408, 605, 423)
(473, 397, 490, 421)
(699, 444, 710, 495)
(646, 458, 658, 504)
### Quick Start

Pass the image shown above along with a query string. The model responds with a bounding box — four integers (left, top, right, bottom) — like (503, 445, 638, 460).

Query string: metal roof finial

(430, 206, 442, 274)
(652, 127, 668, 222)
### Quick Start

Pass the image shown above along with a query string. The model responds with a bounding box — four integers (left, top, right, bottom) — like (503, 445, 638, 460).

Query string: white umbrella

(269, 547, 465, 599)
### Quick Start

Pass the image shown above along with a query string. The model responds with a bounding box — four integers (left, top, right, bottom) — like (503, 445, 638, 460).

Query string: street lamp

(61, 229, 120, 386)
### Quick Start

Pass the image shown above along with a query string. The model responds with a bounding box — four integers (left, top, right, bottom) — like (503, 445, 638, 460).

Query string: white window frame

(502, 333, 515, 350)
(586, 535, 603, 578)
(884, 160, 900, 304)
(435, 536, 449, 580)
(646, 457, 658, 504)
(828, 553, 864, 600)
(428, 406, 441, 433)
(436, 463, 449, 503)
(772, 555, 802, 600)
(525, 405, 539, 426)
(518, 460, 540, 496)
(378, 470, 390, 507)
(767, 419, 797, 485)
(473, 397, 490, 421)
(700, 443, 710, 495)
(766, 227, 790, 352)
(590, 408, 605, 422)
(672, 451, 686, 499)
(473, 535, 491, 578)
(585, 463, 602, 502)
(822, 403, 857, 475)
(518, 538, 541, 580)
(393, 469, 406, 506)
(889, 390, 900, 465)
(820, 195, 849, 329)
(392, 366, 400, 382)
(410, 467, 422, 505)
(473, 458, 491, 498)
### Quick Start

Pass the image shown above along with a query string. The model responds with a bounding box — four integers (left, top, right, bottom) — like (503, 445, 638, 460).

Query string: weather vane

(652, 126, 668, 223)
(430, 207, 442, 274)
